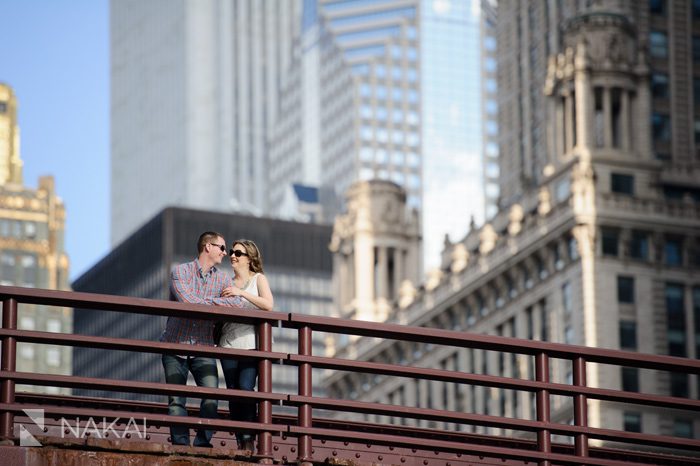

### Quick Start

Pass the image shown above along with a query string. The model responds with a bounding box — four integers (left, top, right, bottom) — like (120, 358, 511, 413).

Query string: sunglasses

(209, 243, 226, 252)
(229, 249, 249, 258)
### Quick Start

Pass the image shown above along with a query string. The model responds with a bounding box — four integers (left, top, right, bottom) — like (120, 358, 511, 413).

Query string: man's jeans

(220, 357, 258, 442)
(162, 354, 219, 446)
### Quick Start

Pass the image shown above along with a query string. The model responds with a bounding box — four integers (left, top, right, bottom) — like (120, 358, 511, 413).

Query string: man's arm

(170, 265, 213, 305)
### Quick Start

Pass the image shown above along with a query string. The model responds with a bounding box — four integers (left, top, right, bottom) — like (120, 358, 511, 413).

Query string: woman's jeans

(220, 357, 258, 442)
(162, 354, 219, 446)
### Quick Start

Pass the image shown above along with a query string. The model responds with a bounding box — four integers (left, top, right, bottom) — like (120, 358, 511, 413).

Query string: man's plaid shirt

(160, 259, 250, 346)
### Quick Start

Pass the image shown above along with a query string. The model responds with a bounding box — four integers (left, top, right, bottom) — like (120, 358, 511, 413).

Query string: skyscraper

(110, 0, 302, 246)
(269, 0, 485, 271)
(0, 82, 71, 394)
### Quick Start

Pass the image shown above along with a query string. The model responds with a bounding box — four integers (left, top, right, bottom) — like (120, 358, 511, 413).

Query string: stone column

(564, 92, 575, 152)
(621, 89, 630, 152)
(603, 87, 613, 148)
(393, 247, 403, 300)
(376, 246, 388, 300)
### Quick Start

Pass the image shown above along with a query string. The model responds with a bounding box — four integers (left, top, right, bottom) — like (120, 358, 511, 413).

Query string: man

(161, 231, 253, 447)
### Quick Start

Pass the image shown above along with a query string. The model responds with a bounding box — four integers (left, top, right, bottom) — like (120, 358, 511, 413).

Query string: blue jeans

(162, 354, 219, 446)
(220, 357, 258, 442)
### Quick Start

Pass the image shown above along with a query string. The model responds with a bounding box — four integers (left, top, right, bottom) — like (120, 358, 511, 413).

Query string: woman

(219, 239, 274, 452)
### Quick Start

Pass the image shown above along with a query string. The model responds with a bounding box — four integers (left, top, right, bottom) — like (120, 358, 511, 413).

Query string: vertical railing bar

(256, 320, 273, 462)
(297, 325, 313, 466)
(573, 356, 589, 458)
(535, 352, 551, 466)
(0, 298, 17, 443)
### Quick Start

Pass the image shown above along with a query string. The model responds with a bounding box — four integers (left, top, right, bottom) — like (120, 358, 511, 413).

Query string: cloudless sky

(1, 0, 109, 280)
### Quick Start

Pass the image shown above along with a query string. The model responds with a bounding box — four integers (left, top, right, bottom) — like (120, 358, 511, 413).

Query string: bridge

(0, 285, 698, 465)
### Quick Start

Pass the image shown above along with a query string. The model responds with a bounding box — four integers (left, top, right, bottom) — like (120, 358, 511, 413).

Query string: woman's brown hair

(232, 239, 264, 273)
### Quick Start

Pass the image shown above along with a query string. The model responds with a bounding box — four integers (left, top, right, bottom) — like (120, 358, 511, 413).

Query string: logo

(19, 409, 147, 446)
(19, 409, 43, 446)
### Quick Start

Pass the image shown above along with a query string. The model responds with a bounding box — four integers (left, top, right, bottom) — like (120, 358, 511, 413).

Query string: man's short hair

(197, 231, 224, 254)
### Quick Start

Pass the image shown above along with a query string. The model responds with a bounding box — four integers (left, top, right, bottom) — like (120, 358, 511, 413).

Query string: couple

(160, 231, 274, 451)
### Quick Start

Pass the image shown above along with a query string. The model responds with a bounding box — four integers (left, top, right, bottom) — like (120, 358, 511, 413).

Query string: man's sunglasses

(209, 243, 226, 252)
(230, 249, 249, 258)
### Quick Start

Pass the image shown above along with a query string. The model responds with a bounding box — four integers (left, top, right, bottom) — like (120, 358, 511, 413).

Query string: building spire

(0, 83, 23, 185)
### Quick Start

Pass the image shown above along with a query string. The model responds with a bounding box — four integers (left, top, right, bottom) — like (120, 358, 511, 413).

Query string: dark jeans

(162, 354, 219, 446)
(220, 357, 258, 442)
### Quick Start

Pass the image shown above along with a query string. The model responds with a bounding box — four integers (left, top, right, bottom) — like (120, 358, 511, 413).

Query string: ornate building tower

(329, 180, 421, 324)
(0, 84, 23, 186)
(0, 83, 71, 394)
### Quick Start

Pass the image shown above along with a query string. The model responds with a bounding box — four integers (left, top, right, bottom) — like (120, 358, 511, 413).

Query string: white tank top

(220, 273, 259, 350)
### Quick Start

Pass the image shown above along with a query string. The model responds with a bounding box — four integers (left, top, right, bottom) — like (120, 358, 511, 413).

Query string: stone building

(0, 82, 71, 394)
(325, 1, 700, 441)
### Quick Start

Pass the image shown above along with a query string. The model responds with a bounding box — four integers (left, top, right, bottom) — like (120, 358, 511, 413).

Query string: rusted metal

(287, 353, 700, 412)
(535, 353, 551, 466)
(257, 321, 274, 462)
(297, 325, 313, 464)
(0, 298, 17, 441)
(1, 285, 700, 466)
(573, 357, 588, 458)
(286, 314, 700, 374)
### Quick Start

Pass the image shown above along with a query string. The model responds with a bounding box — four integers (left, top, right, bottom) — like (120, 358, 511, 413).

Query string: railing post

(297, 325, 313, 466)
(1, 298, 17, 442)
(573, 357, 588, 458)
(257, 321, 273, 462)
(535, 352, 551, 466)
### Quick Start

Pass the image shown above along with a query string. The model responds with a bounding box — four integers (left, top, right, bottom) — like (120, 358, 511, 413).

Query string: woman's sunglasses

(229, 249, 249, 258)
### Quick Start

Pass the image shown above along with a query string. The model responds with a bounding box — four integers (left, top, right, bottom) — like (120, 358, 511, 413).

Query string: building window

(666, 283, 686, 357)
(649, 0, 666, 15)
(617, 276, 635, 303)
(619, 321, 637, 350)
(602, 228, 619, 256)
(671, 372, 689, 398)
(649, 31, 668, 58)
(624, 412, 642, 432)
(611, 173, 634, 195)
(19, 317, 35, 331)
(651, 73, 669, 99)
(695, 119, 700, 144)
(562, 282, 572, 314)
(695, 0, 700, 18)
(630, 231, 649, 260)
(694, 36, 700, 63)
(46, 347, 61, 367)
(665, 237, 683, 266)
(46, 319, 61, 333)
(621, 367, 639, 392)
(652, 113, 671, 142)
(674, 419, 695, 438)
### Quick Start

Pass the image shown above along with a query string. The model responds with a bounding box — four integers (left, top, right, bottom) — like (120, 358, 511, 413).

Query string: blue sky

(1, 0, 109, 280)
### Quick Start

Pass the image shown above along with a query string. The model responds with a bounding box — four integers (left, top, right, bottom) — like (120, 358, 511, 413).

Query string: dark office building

(72, 207, 333, 401)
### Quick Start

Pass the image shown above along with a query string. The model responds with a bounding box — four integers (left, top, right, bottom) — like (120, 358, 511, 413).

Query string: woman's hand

(221, 286, 243, 298)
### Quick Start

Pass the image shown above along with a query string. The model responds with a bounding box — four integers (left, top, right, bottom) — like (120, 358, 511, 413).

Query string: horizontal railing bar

(287, 314, 700, 374)
(0, 285, 286, 324)
(0, 402, 287, 434)
(288, 354, 700, 411)
(0, 329, 287, 361)
(287, 426, 683, 466)
(0, 371, 287, 403)
(289, 395, 543, 431)
(288, 395, 700, 451)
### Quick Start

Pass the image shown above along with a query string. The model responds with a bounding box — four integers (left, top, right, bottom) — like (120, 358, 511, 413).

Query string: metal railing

(1, 285, 699, 466)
